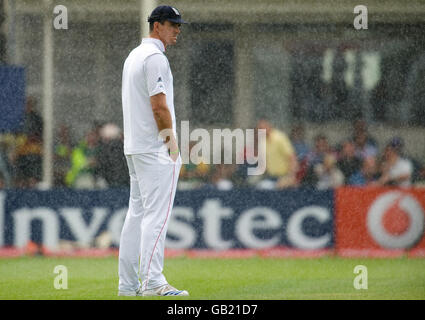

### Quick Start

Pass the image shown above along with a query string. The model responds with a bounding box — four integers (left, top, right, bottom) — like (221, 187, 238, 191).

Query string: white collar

(142, 38, 165, 53)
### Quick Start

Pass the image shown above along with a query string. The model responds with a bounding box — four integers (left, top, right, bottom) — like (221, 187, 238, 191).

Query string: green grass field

(0, 256, 424, 300)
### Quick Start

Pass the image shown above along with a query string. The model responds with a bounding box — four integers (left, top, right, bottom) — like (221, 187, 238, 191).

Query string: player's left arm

(145, 54, 179, 160)
(150, 93, 179, 160)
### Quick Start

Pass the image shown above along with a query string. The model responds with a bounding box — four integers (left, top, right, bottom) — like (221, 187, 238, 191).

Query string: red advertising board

(335, 187, 425, 257)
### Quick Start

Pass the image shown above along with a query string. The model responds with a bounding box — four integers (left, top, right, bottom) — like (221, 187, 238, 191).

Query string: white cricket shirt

(122, 38, 176, 155)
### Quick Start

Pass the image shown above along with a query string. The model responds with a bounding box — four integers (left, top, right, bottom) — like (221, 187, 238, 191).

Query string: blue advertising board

(0, 188, 334, 250)
(0, 66, 26, 132)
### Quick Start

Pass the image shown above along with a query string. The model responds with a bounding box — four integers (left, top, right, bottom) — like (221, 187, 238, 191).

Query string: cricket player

(118, 5, 188, 297)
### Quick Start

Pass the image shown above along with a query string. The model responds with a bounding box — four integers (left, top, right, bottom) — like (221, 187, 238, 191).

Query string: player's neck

(148, 34, 167, 51)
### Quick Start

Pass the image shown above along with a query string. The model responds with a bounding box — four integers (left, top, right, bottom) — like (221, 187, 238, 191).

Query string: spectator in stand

(0, 139, 13, 188)
(0, 172, 5, 189)
(13, 134, 43, 188)
(305, 134, 332, 168)
(337, 139, 362, 182)
(414, 163, 425, 187)
(352, 118, 378, 147)
(408, 157, 424, 185)
(53, 124, 73, 187)
(289, 124, 312, 185)
(178, 141, 210, 190)
(314, 153, 345, 190)
(65, 126, 100, 189)
(13, 97, 44, 188)
(352, 119, 378, 160)
(97, 123, 129, 187)
(22, 96, 43, 141)
(254, 119, 298, 189)
(301, 134, 333, 186)
(374, 137, 413, 187)
(347, 156, 379, 186)
(354, 130, 378, 160)
(290, 124, 310, 162)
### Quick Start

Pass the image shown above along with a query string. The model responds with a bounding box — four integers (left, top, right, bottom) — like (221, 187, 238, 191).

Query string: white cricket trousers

(118, 152, 181, 292)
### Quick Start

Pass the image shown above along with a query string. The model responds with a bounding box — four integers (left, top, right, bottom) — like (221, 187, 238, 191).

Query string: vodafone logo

(367, 191, 425, 249)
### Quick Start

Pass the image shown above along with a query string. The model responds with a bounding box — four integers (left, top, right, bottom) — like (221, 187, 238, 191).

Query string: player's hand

(163, 133, 179, 162)
(169, 149, 179, 162)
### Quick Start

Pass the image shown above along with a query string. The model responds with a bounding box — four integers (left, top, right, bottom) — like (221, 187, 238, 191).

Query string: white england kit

(119, 38, 181, 294)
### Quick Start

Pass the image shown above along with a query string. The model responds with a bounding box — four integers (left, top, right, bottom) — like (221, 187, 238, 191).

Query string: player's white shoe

(141, 284, 189, 297)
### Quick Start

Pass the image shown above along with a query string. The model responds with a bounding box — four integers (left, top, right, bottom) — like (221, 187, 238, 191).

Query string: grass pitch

(0, 256, 424, 300)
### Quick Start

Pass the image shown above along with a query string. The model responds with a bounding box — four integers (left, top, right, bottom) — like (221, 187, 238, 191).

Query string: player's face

(157, 20, 181, 47)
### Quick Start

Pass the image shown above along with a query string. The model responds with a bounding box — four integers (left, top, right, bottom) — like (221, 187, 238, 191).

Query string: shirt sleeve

(144, 53, 168, 97)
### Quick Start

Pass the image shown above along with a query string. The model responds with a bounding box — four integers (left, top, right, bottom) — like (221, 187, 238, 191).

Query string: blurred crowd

(0, 98, 425, 190)
(199, 118, 425, 191)
(207, 118, 425, 191)
(0, 97, 128, 189)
